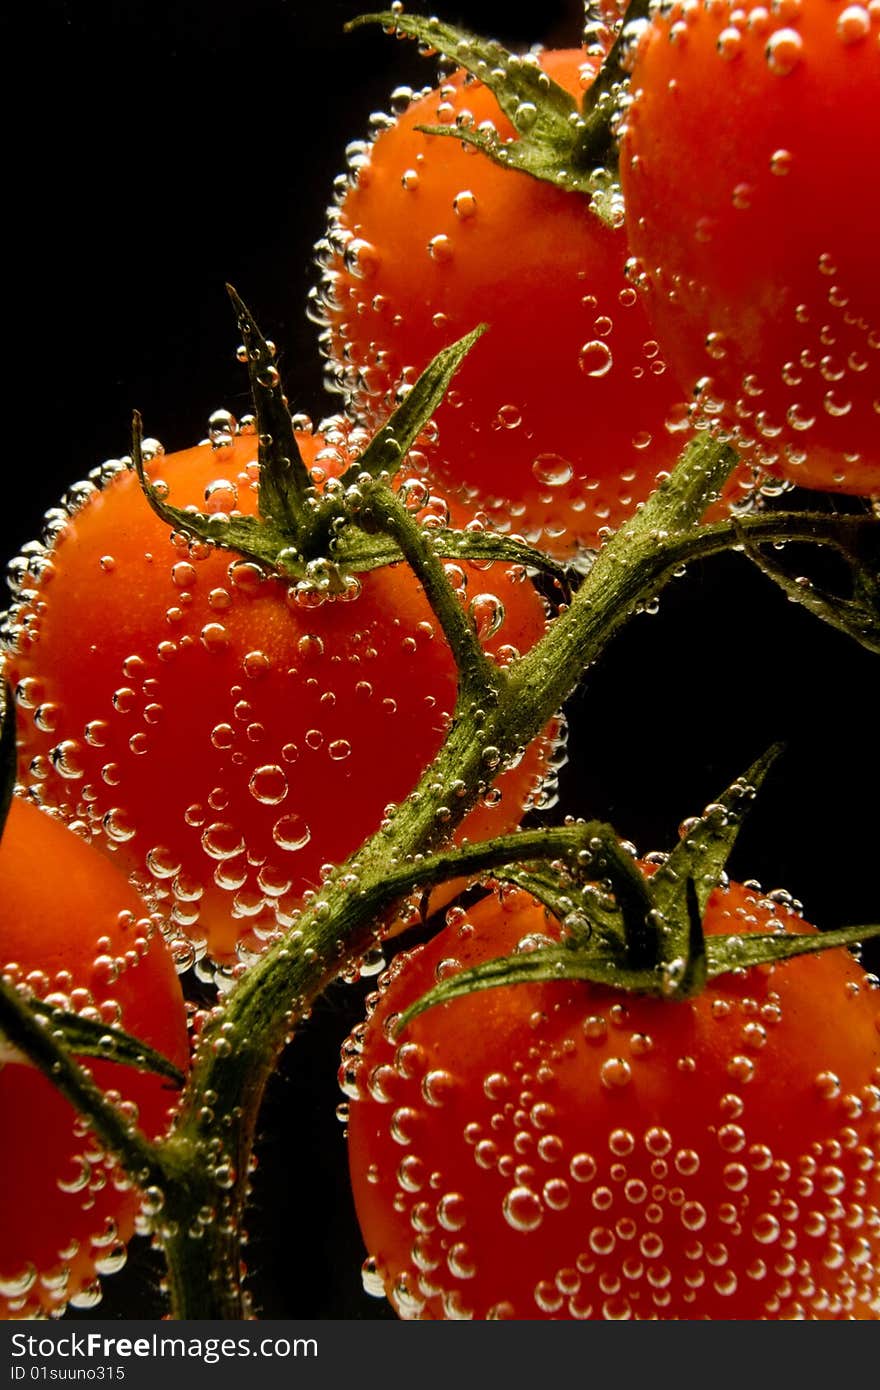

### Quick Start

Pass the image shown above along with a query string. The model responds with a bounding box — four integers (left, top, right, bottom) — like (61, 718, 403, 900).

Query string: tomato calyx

(132, 298, 571, 595)
(346, 7, 644, 224)
(394, 742, 880, 1030)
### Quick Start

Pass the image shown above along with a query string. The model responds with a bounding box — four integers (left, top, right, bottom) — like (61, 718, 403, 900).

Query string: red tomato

(4, 426, 554, 966)
(341, 884, 880, 1319)
(312, 49, 740, 557)
(0, 796, 189, 1319)
(619, 0, 880, 495)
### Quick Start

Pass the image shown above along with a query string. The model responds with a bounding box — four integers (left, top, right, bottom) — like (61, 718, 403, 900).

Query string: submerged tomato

(342, 885, 880, 1320)
(4, 426, 554, 966)
(312, 49, 740, 556)
(620, 0, 880, 494)
(0, 797, 189, 1318)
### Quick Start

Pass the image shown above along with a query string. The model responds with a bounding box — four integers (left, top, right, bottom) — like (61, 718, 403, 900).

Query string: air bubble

(200, 823, 245, 861)
(427, 234, 453, 263)
(532, 454, 574, 487)
(248, 765, 288, 805)
(272, 814, 312, 852)
(837, 5, 871, 43)
(579, 340, 614, 378)
(765, 28, 803, 75)
(600, 1058, 632, 1090)
(502, 1186, 543, 1231)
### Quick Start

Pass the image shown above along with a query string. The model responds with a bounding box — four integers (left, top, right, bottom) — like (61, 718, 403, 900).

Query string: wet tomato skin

(343, 885, 880, 1320)
(619, 0, 880, 494)
(0, 797, 189, 1319)
(5, 430, 553, 965)
(313, 49, 729, 556)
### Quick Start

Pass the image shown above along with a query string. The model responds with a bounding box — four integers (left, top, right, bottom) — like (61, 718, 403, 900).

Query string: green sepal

(0, 977, 185, 1086)
(396, 942, 641, 1034)
(226, 286, 313, 536)
(131, 413, 297, 573)
(705, 920, 880, 978)
(650, 743, 784, 922)
(132, 325, 496, 585)
(348, 12, 579, 143)
(348, 11, 613, 207)
(335, 326, 487, 491)
(396, 916, 880, 1034)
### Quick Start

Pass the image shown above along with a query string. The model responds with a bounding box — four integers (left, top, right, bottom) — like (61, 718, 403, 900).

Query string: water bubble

(427, 234, 453, 263)
(502, 1186, 543, 1231)
(51, 739, 85, 779)
(766, 28, 803, 75)
(437, 1192, 467, 1231)
(837, 5, 871, 43)
(344, 237, 380, 280)
(532, 454, 574, 487)
(717, 25, 744, 59)
(579, 340, 614, 378)
(361, 1256, 386, 1298)
(248, 765, 288, 805)
(600, 1057, 632, 1090)
(201, 823, 245, 861)
(469, 593, 505, 639)
(103, 808, 135, 843)
(146, 846, 181, 879)
(272, 814, 311, 852)
(770, 148, 793, 176)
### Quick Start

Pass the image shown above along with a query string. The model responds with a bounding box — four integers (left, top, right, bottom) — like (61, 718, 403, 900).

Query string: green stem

(360, 484, 505, 704)
(575, 0, 653, 172)
(0, 976, 167, 1190)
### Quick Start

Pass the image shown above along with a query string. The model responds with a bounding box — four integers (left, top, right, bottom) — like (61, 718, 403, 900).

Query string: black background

(5, 0, 879, 1320)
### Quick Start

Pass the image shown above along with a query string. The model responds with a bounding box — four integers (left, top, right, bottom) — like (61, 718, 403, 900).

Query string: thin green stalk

(360, 483, 505, 703)
(0, 976, 167, 1190)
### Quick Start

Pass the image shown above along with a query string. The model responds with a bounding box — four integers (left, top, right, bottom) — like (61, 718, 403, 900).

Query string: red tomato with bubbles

(0, 797, 189, 1319)
(341, 884, 880, 1320)
(620, 0, 880, 495)
(312, 49, 734, 557)
(4, 425, 555, 967)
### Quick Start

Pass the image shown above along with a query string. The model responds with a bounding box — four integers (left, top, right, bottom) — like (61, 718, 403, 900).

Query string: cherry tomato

(619, 0, 880, 495)
(312, 49, 731, 557)
(4, 425, 554, 966)
(341, 883, 880, 1319)
(0, 796, 189, 1319)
